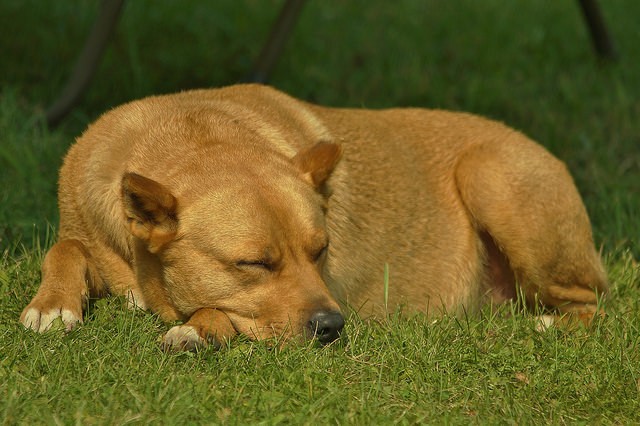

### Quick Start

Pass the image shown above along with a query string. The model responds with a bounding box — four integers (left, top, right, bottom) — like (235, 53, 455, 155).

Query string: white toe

(38, 309, 62, 332)
(162, 325, 205, 351)
(21, 308, 42, 331)
(127, 289, 148, 311)
(60, 309, 81, 331)
(535, 314, 555, 331)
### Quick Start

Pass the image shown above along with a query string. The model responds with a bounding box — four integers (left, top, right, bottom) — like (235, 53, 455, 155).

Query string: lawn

(1, 0, 639, 424)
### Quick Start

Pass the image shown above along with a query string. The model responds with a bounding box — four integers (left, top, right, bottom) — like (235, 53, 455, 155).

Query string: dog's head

(121, 142, 344, 344)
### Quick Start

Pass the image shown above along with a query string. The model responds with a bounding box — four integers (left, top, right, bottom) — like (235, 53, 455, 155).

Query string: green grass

(1, 0, 639, 424)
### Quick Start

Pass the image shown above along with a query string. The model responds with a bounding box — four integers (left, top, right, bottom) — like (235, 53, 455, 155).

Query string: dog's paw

(162, 325, 210, 352)
(535, 314, 555, 332)
(535, 310, 602, 332)
(126, 288, 148, 311)
(20, 307, 82, 333)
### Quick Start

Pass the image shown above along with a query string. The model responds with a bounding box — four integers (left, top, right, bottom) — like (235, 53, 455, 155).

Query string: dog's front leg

(161, 308, 237, 352)
(21, 239, 100, 332)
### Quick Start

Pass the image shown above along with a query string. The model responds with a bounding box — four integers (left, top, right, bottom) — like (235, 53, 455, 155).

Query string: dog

(20, 84, 608, 350)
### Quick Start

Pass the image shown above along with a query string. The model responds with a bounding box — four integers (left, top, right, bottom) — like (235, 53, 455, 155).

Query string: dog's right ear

(292, 142, 343, 189)
(121, 173, 178, 253)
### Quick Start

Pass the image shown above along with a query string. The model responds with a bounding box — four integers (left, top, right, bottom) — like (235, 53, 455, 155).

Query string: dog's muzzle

(307, 310, 345, 344)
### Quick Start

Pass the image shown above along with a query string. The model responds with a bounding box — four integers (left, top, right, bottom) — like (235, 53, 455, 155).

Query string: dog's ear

(292, 142, 343, 188)
(121, 173, 178, 253)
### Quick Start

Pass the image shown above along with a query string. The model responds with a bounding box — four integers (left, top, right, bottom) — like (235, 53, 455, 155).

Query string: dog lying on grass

(21, 84, 608, 350)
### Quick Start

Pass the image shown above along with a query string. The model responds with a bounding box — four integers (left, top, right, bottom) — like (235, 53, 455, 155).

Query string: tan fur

(21, 84, 608, 347)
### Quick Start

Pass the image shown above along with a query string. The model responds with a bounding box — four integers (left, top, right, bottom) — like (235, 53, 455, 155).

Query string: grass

(1, 0, 639, 424)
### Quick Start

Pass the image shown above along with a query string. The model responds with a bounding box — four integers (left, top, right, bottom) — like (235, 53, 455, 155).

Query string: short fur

(21, 84, 608, 349)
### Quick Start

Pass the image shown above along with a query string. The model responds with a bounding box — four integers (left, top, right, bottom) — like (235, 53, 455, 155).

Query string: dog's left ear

(121, 173, 178, 253)
(292, 142, 343, 188)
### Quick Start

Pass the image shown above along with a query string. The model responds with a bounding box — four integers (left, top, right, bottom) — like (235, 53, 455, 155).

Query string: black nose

(307, 311, 345, 344)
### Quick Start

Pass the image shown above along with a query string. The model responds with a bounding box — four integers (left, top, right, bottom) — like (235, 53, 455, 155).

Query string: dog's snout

(308, 310, 345, 344)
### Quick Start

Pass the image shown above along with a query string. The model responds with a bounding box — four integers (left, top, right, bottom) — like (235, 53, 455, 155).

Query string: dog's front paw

(126, 288, 148, 311)
(20, 306, 82, 333)
(162, 325, 210, 352)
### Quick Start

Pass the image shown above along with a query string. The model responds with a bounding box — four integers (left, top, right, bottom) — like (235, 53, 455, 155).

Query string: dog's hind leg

(21, 239, 102, 332)
(454, 136, 608, 320)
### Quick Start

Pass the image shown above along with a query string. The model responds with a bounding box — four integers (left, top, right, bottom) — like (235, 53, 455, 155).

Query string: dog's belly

(324, 193, 484, 317)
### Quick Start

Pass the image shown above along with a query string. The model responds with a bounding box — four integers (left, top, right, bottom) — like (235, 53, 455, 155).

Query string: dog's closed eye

(235, 259, 273, 271)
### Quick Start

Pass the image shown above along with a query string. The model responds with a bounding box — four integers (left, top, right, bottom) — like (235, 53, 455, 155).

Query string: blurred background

(0, 0, 638, 255)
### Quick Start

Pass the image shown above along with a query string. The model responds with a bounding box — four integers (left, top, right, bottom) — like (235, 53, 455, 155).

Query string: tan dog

(21, 84, 608, 349)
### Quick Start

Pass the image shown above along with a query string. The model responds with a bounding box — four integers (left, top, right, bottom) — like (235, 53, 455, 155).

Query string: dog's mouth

(226, 309, 345, 346)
